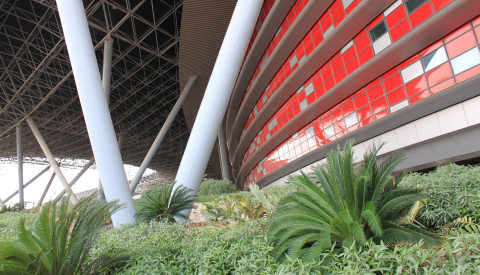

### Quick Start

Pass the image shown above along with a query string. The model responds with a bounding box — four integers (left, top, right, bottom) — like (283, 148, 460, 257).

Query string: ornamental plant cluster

(1, 140, 480, 273)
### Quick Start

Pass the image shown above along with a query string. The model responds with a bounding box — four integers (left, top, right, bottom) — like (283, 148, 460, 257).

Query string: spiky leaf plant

(0, 195, 126, 274)
(268, 140, 439, 260)
(135, 184, 195, 222)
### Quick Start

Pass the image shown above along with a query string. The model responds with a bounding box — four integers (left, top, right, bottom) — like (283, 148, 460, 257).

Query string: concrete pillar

(130, 75, 198, 193)
(16, 124, 24, 208)
(173, 0, 262, 217)
(26, 117, 78, 203)
(218, 124, 231, 180)
(56, 0, 136, 226)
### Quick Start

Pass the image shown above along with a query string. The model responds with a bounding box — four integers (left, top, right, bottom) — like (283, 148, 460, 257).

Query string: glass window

(342, 0, 355, 9)
(369, 21, 388, 42)
(451, 47, 480, 75)
(401, 60, 424, 83)
(421, 46, 448, 72)
(324, 125, 335, 139)
(405, 0, 428, 14)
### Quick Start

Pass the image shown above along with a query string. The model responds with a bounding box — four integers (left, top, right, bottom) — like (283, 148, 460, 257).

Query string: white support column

(218, 124, 231, 180)
(99, 136, 123, 200)
(98, 37, 114, 201)
(56, 0, 136, 226)
(37, 172, 56, 207)
(16, 124, 24, 208)
(130, 75, 198, 193)
(3, 166, 51, 204)
(173, 0, 262, 217)
(55, 157, 96, 202)
(26, 117, 79, 203)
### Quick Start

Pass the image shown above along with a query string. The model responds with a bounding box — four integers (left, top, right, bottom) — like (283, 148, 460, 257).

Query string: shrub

(197, 179, 238, 197)
(135, 184, 195, 222)
(0, 195, 126, 274)
(402, 163, 480, 230)
(202, 193, 266, 222)
(92, 219, 480, 274)
(268, 141, 439, 260)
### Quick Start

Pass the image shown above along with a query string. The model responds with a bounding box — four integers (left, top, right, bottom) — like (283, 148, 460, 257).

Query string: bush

(197, 179, 238, 197)
(92, 220, 480, 274)
(402, 163, 480, 230)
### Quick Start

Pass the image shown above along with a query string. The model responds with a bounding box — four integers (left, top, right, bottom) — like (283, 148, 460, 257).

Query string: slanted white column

(56, 0, 136, 226)
(130, 75, 198, 193)
(37, 172, 56, 207)
(55, 157, 96, 202)
(27, 117, 79, 203)
(173, 0, 262, 216)
(98, 37, 114, 201)
(16, 124, 24, 208)
(218, 124, 231, 180)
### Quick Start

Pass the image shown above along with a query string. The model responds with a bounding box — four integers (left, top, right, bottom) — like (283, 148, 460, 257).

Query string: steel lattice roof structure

(0, 0, 231, 178)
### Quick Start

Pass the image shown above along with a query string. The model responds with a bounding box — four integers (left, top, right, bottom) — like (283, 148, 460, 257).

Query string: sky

(0, 161, 154, 208)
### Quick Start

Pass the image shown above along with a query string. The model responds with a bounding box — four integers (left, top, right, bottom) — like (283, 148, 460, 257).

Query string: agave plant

(0, 195, 127, 274)
(135, 183, 195, 222)
(249, 183, 280, 217)
(268, 140, 439, 260)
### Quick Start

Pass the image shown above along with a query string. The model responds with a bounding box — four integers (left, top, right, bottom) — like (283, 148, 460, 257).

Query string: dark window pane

(405, 0, 428, 14)
(369, 21, 387, 42)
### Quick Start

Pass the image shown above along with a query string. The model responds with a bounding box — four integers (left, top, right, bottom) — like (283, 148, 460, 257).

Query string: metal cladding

(227, 0, 480, 189)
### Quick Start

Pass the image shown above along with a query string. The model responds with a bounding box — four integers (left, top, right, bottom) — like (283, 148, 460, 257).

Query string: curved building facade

(225, 0, 480, 189)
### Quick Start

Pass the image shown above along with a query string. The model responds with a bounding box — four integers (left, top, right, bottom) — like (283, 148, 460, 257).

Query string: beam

(56, 0, 136, 226)
(2, 166, 50, 204)
(218, 124, 230, 180)
(54, 157, 96, 202)
(16, 124, 24, 208)
(37, 172, 56, 207)
(26, 117, 79, 203)
(130, 75, 198, 193)
(173, 0, 263, 219)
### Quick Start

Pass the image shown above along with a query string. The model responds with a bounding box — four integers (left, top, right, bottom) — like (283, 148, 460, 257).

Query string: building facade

(225, 0, 480, 189)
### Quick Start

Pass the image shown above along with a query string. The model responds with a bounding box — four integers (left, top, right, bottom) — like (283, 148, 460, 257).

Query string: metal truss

(0, 0, 212, 177)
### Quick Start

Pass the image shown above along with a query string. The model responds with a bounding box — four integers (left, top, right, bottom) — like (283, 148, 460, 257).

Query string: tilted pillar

(27, 117, 78, 203)
(218, 124, 231, 181)
(130, 75, 198, 193)
(173, 0, 263, 218)
(56, 0, 136, 226)
(98, 36, 114, 200)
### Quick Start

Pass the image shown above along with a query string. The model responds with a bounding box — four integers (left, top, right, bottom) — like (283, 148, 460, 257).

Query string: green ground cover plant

(0, 212, 35, 243)
(402, 163, 480, 230)
(92, 220, 480, 274)
(269, 141, 439, 260)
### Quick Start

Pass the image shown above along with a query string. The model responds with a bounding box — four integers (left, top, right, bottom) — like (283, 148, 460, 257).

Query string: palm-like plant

(268, 140, 439, 260)
(0, 195, 126, 274)
(135, 184, 195, 222)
